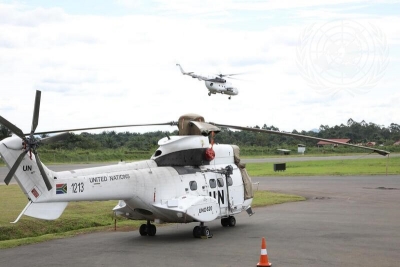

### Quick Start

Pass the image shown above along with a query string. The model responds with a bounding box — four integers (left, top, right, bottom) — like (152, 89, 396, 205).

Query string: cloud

(0, 3, 66, 27)
(0, 1, 399, 135)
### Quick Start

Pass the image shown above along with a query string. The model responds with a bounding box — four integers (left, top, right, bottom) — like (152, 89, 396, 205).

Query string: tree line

(1, 118, 399, 151)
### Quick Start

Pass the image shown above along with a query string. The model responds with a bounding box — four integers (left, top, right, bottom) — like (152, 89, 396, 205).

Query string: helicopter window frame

(217, 178, 224, 187)
(209, 179, 216, 188)
(189, 181, 197, 191)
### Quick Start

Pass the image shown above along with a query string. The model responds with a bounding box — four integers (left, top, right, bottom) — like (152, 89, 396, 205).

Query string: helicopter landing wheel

(139, 221, 157, 236)
(221, 217, 229, 227)
(228, 96, 231, 100)
(201, 226, 211, 237)
(193, 226, 202, 238)
(139, 224, 147, 236)
(208, 92, 211, 96)
(228, 216, 236, 227)
(193, 224, 212, 238)
(147, 224, 156, 236)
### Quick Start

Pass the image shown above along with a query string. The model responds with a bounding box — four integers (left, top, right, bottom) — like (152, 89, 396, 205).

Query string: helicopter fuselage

(205, 81, 238, 96)
(0, 135, 253, 225)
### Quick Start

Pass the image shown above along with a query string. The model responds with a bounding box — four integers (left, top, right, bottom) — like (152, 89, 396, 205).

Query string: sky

(0, 0, 399, 136)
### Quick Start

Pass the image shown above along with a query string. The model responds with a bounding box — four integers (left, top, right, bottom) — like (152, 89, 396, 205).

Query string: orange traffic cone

(257, 237, 272, 267)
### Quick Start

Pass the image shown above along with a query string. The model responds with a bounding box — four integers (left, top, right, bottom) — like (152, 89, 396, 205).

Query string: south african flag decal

(56, 183, 68, 194)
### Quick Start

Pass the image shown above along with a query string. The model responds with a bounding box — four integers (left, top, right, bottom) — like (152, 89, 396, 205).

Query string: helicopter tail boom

(176, 64, 190, 75)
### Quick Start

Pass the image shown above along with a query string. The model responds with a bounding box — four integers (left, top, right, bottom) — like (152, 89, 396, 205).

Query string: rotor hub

(24, 135, 39, 150)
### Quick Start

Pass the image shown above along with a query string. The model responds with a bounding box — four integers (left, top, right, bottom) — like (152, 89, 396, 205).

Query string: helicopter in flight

(176, 64, 240, 99)
(0, 90, 389, 238)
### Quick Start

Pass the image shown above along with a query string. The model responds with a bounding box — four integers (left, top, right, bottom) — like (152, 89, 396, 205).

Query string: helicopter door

(216, 176, 229, 217)
(206, 175, 229, 217)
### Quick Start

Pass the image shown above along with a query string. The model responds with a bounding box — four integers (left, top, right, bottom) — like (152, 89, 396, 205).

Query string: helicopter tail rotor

(0, 90, 63, 191)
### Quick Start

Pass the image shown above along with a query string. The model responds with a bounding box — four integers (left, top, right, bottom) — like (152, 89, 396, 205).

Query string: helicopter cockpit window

(189, 181, 197, 191)
(209, 179, 216, 188)
(217, 178, 224, 187)
(154, 150, 162, 157)
(227, 176, 233, 186)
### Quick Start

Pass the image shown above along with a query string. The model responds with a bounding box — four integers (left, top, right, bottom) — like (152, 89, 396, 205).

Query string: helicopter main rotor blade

(4, 150, 28, 185)
(211, 123, 390, 156)
(228, 76, 249, 81)
(33, 151, 52, 191)
(217, 72, 248, 78)
(0, 116, 26, 140)
(31, 90, 41, 134)
(40, 132, 70, 144)
(29, 122, 177, 136)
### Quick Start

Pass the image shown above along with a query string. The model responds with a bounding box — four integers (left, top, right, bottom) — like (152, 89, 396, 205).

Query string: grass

(246, 156, 400, 176)
(252, 191, 305, 207)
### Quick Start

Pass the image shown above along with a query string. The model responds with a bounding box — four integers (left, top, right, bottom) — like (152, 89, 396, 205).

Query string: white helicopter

(0, 91, 389, 238)
(176, 64, 240, 99)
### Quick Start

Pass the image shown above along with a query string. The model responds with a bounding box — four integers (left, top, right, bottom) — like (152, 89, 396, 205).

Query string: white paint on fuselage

(0, 135, 251, 223)
(205, 81, 238, 96)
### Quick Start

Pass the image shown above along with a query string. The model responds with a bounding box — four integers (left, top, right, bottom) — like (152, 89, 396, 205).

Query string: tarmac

(1, 174, 399, 267)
